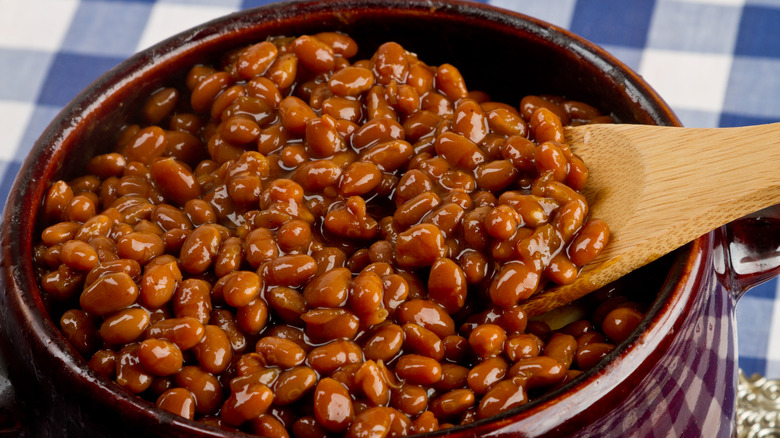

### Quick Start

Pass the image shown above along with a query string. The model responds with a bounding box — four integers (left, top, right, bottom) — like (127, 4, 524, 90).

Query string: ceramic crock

(1, 1, 777, 436)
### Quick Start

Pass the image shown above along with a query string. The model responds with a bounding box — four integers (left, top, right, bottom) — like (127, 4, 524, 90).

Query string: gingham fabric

(1, 0, 779, 380)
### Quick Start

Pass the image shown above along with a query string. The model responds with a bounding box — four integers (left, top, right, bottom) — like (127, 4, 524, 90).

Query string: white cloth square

(136, 3, 238, 52)
(0, 0, 79, 51)
(639, 49, 732, 112)
(0, 101, 34, 161)
(488, 0, 578, 28)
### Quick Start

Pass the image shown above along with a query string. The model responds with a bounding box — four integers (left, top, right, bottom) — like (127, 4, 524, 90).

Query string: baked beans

(36, 32, 636, 437)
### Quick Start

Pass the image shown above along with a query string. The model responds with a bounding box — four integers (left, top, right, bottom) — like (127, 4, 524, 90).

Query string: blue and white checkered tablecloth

(1, 0, 779, 379)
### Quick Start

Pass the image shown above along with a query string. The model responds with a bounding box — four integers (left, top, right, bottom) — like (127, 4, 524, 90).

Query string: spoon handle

(522, 122, 780, 316)
(581, 122, 780, 258)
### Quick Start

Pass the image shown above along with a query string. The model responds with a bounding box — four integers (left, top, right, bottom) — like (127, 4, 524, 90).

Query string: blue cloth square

(37, 52, 125, 107)
(61, 1, 153, 56)
(647, 1, 741, 54)
(0, 161, 21, 209)
(0, 49, 53, 101)
(672, 108, 720, 128)
(600, 44, 644, 72)
(740, 356, 768, 378)
(723, 57, 780, 120)
(489, 0, 577, 29)
(736, 292, 775, 376)
(719, 112, 779, 128)
(241, 0, 287, 9)
(81, 0, 156, 3)
(735, 5, 780, 57)
(569, 0, 655, 48)
(746, 279, 779, 300)
(17, 106, 65, 161)
(157, 0, 241, 5)
(746, 0, 780, 6)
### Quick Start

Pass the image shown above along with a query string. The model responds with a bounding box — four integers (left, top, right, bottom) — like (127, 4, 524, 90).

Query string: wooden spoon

(520, 122, 780, 317)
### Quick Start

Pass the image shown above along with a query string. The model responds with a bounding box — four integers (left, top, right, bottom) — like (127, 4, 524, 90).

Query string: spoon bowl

(523, 122, 780, 316)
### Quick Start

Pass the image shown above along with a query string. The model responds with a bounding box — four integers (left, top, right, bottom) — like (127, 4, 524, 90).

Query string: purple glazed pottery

(1, 1, 778, 437)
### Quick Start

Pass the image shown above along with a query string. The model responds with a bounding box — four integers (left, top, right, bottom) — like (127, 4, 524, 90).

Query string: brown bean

(314, 378, 355, 434)
(100, 307, 150, 345)
(42, 222, 80, 246)
(340, 161, 382, 196)
(394, 192, 441, 229)
(505, 334, 541, 362)
(236, 298, 269, 335)
(363, 323, 405, 362)
(179, 224, 222, 274)
(430, 388, 475, 419)
(220, 381, 274, 426)
(402, 324, 444, 361)
(150, 157, 201, 205)
(147, 317, 205, 351)
(80, 272, 139, 316)
(175, 366, 224, 415)
(452, 99, 487, 144)
(221, 270, 262, 308)
(43, 181, 74, 222)
(434, 131, 485, 170)
(274, 366, 318, 405)
(509, 356, 566, 389)
(265, 254, 318, 287)
(467, 356, 508, 395)
(577, 342, 616, 371)
(307, 340, 363, 375)
(279, 96, 317, 136)
(156, 387, 196, 420)
(140, 256, 181, 309)
(373, 42, 408, 85)
(349, 271, 388, 327)
(468, 323, 507, 359)
(299, 268, 349, 310)
(355, 360, 390, 406)
(395, 354, 442, 386)
(330, 66, 374, 97)
(190, 325, 232, 374)
(395, 224, 445, 269)
(251, 413, 290, 438)
(302, 308, 360, 342)
(543, 333, 577, 370)
(346, 407, 391, 438)
(59, 240, 99, 272)
(122, 126, 167, 164)
(237, 41, 278, 79)
(396, 299, 455, 338)
(435, 64, 467, 101)
(60, 309, 100, 355)
(293, 35, 335, 73)
(244, 227, 279, 268)
(116, 343, 153, 394)
(427, 257, 467, 313)
(602, 306, 644, 343)
(568, 219, 610, 266)
(116, 232, 165, 265)
(256, 336, 306, 369)
(529, 107, 564, 143)
(361, 140, 413, 172)
(477, 377, 527, 419)
(488, 260, 540, 307)
(138, 338, 184, 376)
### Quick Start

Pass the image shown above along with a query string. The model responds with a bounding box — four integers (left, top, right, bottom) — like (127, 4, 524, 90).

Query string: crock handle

(721, 204, 780, 299)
